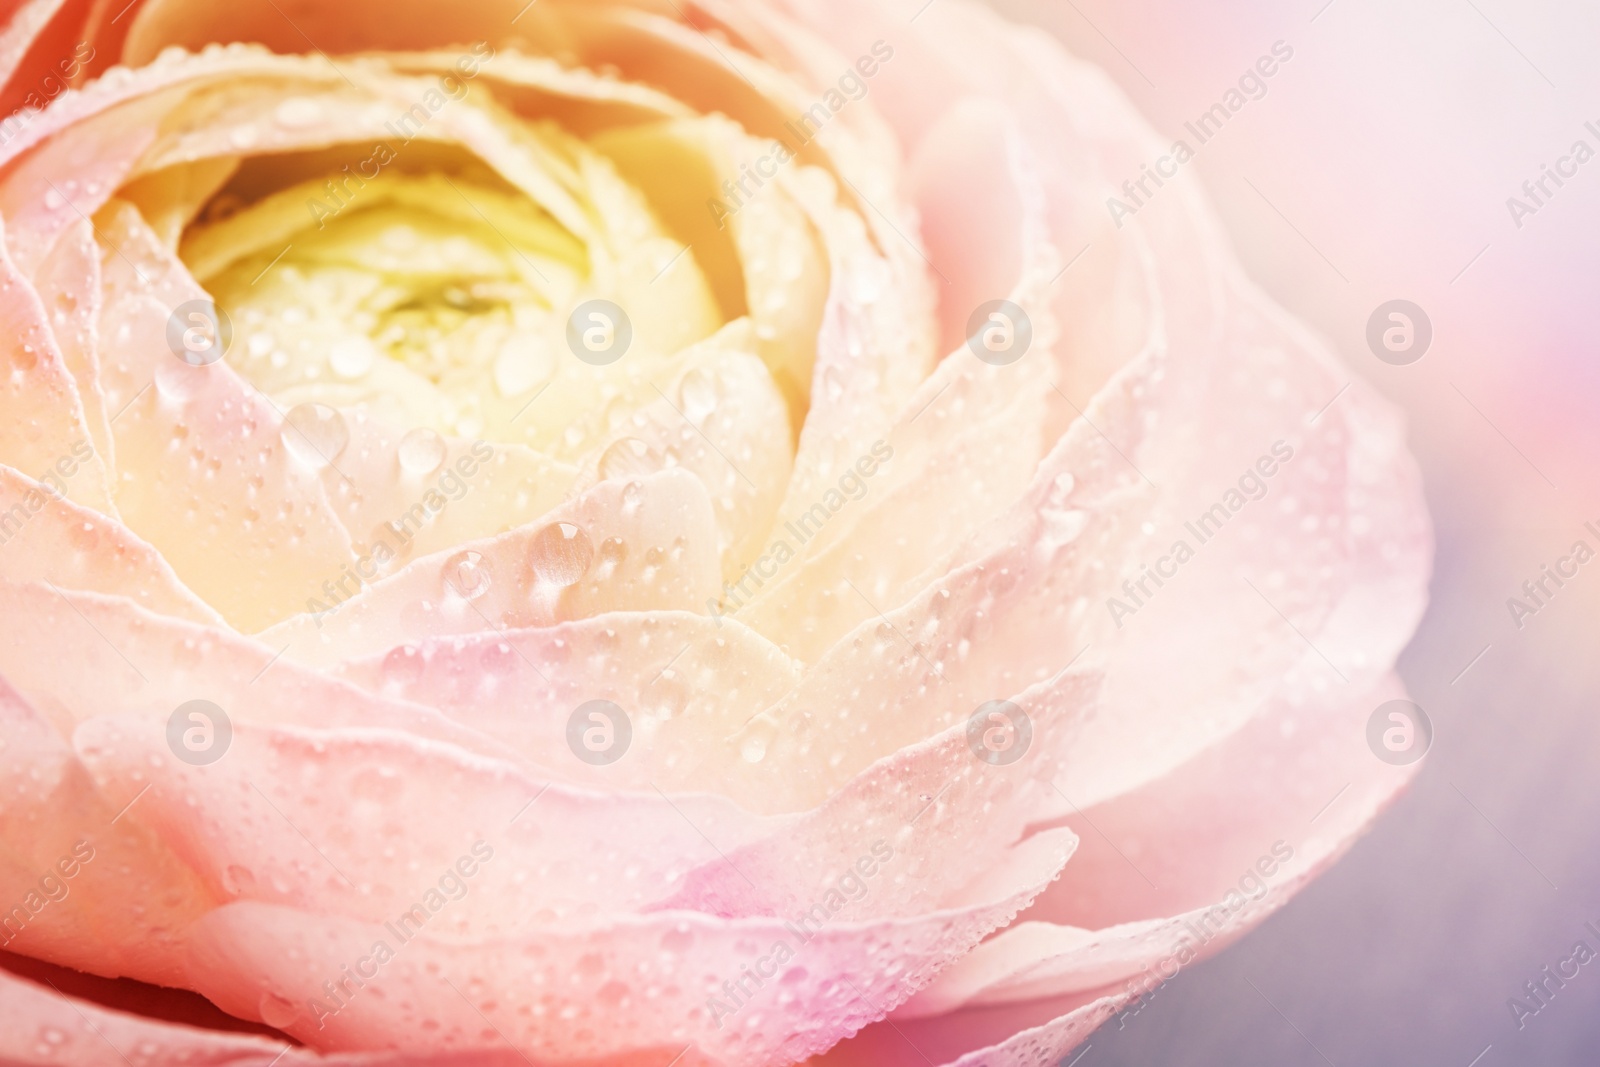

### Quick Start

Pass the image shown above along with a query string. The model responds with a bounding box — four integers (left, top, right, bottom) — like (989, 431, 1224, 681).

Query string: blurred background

(985, 0, 1600, 1064)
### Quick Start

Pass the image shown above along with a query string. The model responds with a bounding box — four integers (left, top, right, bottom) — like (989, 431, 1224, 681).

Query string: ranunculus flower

(0, 1, 1430, 1064)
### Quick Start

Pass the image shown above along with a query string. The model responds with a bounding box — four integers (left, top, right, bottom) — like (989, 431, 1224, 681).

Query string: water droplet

(43, 189, 64, 211)
(381, 645, 426, 687)
(397, 427, 446, 474)
(445, 550, 491, 599)
(258, 992, 299, 1029)
(599, 536, 628, 564)
(620, 481, 643, 515)
(530, 522, 593, 586)
(599, 437, 655, 481)
(1048, 472, 1076, 505)
(153, 357, 209, 401)
(739, 721, 775, 764)
(1040, 508, 1090, 549)
(328, 336, 377, 379)
(281, 403, 349, 469)
(677, 369, 718, 425)
(221, 864, 257, 895)
(822, 366, 845, 404)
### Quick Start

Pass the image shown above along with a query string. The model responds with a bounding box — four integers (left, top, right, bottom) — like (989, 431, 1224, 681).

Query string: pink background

(988, 0, 1600, 1063)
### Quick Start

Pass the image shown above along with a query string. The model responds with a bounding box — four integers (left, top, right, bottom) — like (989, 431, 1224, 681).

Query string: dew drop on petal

(1039, 508, 1090, 550)
(1048, 472, 1076, 505)
(740, 734, 769, 764)
(153, 358, 209, 401)
(529, 522, 593, 587)
(382, 645, 426, 686)
(599, 437, 655, 481)
(599, 536, 628, 564)
(258, 992, 299, 1029)
(677, 369, 718, 425)
(397, 427, 446, 474)
(281, 403, 349, 468)
(445, 550, 491, 599)
(822, 366, 845, 404)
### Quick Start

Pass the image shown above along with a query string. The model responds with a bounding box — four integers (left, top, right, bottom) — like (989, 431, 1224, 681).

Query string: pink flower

(0, 1, 1431, 1064)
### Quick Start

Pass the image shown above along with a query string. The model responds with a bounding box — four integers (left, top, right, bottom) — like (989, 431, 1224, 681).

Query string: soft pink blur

(988, 2, 1600, 1064)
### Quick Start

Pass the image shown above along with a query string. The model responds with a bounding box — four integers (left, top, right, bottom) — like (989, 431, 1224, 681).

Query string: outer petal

(0, 213, 116, 515)
(0, 463, 221, 623)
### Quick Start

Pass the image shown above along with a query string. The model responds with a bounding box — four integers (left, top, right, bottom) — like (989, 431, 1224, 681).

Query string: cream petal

(0, 579, 509, 760)
(307, 415, 577, 569)
(33, 218, 116, 481)
(92, 199, 359, 631)
(734, 101, 1061, 657)
(264, 468, 722, 667)
(0, 463, 221, 624)
(570, 325, 793, 577)
(333, 612, 802, 793)
(0, 215, 116, 516)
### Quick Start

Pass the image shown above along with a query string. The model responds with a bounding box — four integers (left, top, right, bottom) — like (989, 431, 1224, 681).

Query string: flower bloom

(0, 1, 1430, 1064)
